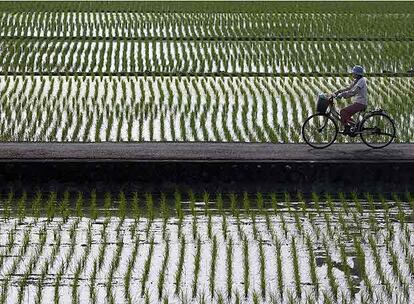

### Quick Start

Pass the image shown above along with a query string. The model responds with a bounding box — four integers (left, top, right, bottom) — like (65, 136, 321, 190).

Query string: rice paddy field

(0, 190, 414, 304)
(0, 1, 413, 142)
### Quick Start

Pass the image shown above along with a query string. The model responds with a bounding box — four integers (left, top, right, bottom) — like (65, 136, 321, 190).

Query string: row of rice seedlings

(2, 39, 412, 74)
(1, 75, 413, 142)
(1, 11, 412, 39)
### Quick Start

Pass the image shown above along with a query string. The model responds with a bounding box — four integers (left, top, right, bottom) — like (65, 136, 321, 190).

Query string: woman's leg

(340, 103, 366, 125)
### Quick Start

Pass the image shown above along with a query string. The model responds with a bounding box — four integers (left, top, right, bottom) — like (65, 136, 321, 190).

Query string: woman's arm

(335, 82, 355, 94)
(339, 85, 361, 99)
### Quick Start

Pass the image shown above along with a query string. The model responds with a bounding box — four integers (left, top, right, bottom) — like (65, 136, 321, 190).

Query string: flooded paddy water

(0, 191, 414, 303)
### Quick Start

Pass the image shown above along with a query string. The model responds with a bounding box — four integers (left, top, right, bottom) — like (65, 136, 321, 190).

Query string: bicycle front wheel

(360, 113, 395, 148)
(302, 114, 338, 149)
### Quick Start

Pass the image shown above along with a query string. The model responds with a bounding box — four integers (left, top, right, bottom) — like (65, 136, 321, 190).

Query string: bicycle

(302, 94, 396, 149)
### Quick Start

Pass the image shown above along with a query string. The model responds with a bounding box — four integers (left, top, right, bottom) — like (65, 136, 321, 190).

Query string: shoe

(343, 125, 352, 135)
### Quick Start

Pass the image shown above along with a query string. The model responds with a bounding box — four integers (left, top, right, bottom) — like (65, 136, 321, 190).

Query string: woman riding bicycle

(333, 65, 368, 134)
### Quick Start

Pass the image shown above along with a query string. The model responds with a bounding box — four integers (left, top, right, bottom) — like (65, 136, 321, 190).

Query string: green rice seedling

(243, 192, 250, 213)
(131, 191, 140, 227)
(89, 190, 98, 221)
(311, 192, 321, 215)
(30, 191, 42, 221)
(209, 235, 218, 298)
(203, 191, 210, 216)
(338, 192, 349, 216)
(174, 235, 186, 295)
(157, 239, 170, 300)
(17, 191, 27, 224)
(118, 191, 127, 220)
(192, 237, 202, 298)
(59, 191, 70, 223)
(351, 192, 363, 215)
(3, 191, 14, 221)
(46, 191, 57, 222)
(104, 192, 112, 218)
(243, 234, 250, 298)
(75, 191, 83, 218)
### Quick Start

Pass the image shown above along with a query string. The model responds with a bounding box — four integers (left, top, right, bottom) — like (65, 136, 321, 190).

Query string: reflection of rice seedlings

(54, 262, 65, 304)
(339, 242, 354, 297)
(226, 237, 233, 299)
(203, 191, 210, 216)
(323, 240, 338, 301)
(243, 234, 250, 298)
(175, 191, 184, 237)
(160, 193, 169, 240)
(189, 191, 197, 239)
(252, 291, 260, 304)
(89, 260, 98, 303)
(207, 210, 213, 239)
(258, 238, 266, 298)
(209, 235, 218, 298)
(270, 193, 278, 215)
(274, 236, 283, 298)
(305, 235, 318, 295)
(192, 238, 202, 298)
(368, 234, 392, 297)
(141, 236, 155, 296)
(353, 236, 373, 297)
(0, 275, 10, 304)
(174, 236, 186, 295)
(157, 239, 170, 300)
(251, 208, 258, 240)
(291, 237, 301, 298)
(145, 193, 154, 238)
(35, 261, 49, 304)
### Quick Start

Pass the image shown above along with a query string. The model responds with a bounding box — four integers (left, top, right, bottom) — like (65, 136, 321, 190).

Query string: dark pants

(340, 103, 366, 125)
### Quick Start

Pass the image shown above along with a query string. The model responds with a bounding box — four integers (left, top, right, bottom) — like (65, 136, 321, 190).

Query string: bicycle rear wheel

(302, 114, 338, 149)
(360, 113, 395, 148)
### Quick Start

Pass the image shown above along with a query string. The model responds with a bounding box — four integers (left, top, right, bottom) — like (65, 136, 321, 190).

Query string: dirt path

(0, 142, 412, 162)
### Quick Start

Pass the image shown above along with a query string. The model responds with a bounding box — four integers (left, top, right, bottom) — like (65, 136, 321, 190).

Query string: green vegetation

(0, 2, 412, 143)
(3, 190, 408, 302)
